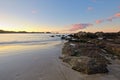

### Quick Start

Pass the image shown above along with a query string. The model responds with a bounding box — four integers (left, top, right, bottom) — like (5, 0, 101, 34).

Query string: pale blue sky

(0, 0, 120, 32)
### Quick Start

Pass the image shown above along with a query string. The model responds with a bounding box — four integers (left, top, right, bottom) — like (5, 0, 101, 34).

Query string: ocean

(0, 33, 61, 45)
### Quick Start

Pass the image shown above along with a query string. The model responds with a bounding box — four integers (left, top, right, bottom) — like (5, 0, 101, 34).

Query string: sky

(0, 0, 120, 33)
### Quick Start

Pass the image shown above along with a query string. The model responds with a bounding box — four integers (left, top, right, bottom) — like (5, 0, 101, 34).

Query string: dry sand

(0, 41, 119, 80)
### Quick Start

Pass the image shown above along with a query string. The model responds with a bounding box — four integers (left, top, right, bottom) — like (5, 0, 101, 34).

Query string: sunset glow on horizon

(0, 0, 120, 33)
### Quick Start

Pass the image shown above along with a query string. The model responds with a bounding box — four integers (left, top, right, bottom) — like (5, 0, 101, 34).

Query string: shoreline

(0, 40, 120, 80)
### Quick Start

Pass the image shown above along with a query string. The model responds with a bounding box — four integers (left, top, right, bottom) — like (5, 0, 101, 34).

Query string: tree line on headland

(0, 29, 52, 34)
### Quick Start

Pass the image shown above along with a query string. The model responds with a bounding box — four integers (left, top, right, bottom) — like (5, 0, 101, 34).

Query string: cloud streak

(96, 12, 120, 24)
(69, 23, 93, 31)
(95, 20, 104, 24)
(115, 13, 120, 17)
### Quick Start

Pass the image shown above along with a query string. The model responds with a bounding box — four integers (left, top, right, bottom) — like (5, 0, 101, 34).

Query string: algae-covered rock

(62, 56, 108, 74)
(61, 42, 109, 74)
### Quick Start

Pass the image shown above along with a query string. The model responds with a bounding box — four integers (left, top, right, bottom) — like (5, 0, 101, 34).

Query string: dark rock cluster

(60, 31, 120, 74)
(61, 42, 109, 74)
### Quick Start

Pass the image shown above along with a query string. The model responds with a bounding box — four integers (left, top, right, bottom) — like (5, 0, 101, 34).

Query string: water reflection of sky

(0, 40, 61, 56)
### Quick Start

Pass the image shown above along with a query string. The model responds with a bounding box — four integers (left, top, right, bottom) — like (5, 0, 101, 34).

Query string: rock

(50, 35, 55, 37)
(61, 42, 109, 74)
(61, 31, 120, 74)
(62, 57, 72, 63)
(62, 42, 109, 63)
(62, 42, 76, 57)
(61, 36, 66, 40)
(63, 56, 108, 74)
(105, 43, 120, 59)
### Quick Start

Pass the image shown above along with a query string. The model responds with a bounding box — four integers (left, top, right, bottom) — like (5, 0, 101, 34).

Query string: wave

(0, 39, 60, 45)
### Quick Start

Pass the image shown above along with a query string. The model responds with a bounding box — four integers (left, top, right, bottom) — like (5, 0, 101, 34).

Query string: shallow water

(0, 33, 60, 45)
(0, 33, 61, 56)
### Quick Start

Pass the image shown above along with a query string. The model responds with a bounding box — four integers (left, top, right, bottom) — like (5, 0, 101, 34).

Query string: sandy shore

(0, 41, 120, 80)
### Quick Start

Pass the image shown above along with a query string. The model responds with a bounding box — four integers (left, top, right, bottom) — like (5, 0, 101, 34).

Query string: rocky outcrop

(61, 42, 109, 74)
(63, 56, 108, 74)
(61, 31, 120, 74)
(105, 43, 120, 59)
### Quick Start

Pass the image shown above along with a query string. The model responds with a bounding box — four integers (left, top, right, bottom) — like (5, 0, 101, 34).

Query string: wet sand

(0, 41, 120, 80)
(0, 41, 82, 80)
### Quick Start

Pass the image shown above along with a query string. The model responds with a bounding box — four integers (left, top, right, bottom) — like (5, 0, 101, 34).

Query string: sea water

(0, 33, 61, 45)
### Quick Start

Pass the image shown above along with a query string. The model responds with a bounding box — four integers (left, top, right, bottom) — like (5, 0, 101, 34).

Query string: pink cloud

(114, 13, 120, 17)
(96, 13, 120, 23)
(69, 23, 93, 31)
(88, 7, 93, 11)
(95, 20, 104, 24)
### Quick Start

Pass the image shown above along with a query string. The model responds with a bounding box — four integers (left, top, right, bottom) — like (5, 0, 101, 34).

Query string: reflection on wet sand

(0, 41, 61, 56)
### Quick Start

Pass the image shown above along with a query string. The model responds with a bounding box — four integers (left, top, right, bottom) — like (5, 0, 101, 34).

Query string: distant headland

(0, 29, 54, 34)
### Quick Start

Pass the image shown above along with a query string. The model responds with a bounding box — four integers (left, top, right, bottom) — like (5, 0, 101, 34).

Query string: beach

(0, 40, 84, 80)
(0, 0, 120, 79)
(0, 37, 82, 80)
(0, 34, 120, 80)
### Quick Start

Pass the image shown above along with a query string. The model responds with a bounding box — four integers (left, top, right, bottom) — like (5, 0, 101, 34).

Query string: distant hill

(0, 29, 52, 34)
